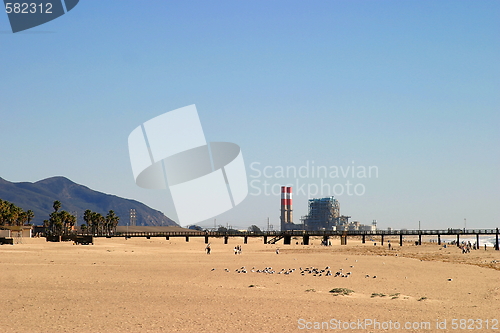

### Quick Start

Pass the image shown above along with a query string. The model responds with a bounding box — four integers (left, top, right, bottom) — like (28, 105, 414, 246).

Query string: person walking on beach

(206, 243, 211, 254)
(234, 247, 238, 255)
(276, 248, 280, 254)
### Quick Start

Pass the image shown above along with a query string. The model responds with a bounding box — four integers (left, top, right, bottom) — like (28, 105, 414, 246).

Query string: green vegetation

(43, 200, 76, 236)
(390, 293, 400, 299)
(0, 199, 34, 227)
(1, 198, 120, 237)
(371, 293, 387, 298)
(247, 225, 262, 233)
(81, 209, 119, 236)
(329, 288, 354, 296)
(305, 289, 316, 292)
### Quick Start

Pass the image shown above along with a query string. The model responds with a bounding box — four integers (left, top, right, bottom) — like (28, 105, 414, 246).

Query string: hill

(0, 176, 178, 227)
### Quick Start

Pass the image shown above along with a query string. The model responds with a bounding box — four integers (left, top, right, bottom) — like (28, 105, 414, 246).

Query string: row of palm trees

(81, 209, 120, 236)
(43, 200, 77, 236)
(0, 199, 121, 236)
(0, 199, 34, 227)
(43, 201, 120, 236)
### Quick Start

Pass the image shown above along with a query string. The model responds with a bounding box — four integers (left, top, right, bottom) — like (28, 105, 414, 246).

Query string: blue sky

(1, 0, 498, 230)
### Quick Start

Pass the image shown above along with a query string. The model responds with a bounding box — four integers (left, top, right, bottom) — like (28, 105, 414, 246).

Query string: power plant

(280, 186, 375, 231)
(302, 197, 340, 231)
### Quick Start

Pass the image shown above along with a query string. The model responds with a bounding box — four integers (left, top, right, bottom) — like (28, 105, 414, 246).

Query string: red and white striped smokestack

(281, 186, 287, 225)
(286, 187, 293, 224)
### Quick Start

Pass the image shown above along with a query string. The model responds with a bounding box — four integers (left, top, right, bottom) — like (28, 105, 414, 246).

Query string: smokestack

(287, 187, 293, 224)
(281, 186, 287, 230)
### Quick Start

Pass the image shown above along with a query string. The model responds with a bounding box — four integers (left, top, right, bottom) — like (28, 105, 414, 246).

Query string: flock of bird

(211, 265, 377, 278)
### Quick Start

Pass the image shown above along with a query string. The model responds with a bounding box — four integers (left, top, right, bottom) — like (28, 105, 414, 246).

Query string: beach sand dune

(0, 236, 499, 332)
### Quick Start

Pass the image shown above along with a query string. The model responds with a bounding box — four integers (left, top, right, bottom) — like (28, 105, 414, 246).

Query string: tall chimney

(286, 187, 293, 224)
(281, 186, 287, 230)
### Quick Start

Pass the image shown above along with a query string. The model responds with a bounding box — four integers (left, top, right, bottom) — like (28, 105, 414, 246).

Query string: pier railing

(45, 227, 498, 249)
(100, 228, 500, 238)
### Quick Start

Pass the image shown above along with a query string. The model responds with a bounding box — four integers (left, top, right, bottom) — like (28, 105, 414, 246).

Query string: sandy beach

(0, 236, 499, 333)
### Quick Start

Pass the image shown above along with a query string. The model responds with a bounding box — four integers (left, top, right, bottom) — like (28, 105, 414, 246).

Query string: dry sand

(0, 235, 499, 332)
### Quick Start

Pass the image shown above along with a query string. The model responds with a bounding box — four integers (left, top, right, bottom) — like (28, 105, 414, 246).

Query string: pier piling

(284, 235, 291, 245)
(496, 228, 499, 251)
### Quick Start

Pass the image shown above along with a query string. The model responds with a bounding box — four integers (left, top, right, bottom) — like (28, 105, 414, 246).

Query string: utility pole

(418, 220, 421, 231)
(464, 218, 466, 230)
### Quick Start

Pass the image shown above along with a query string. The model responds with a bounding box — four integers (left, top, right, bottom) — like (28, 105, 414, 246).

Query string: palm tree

(5, 204, 23, 226)
(0, 200, 34, 227)
(52, 200, 61, 213)
(46, 201, 77, 236)
(26, 210, 34, 225)
(83, 210, 93, 235)
(66, 213, 76, 234)
(0, 200, 7, 226)
(43, 219, 50, 236)
(59, 211, 69, 235)
(17, 211, 28, 226)
(105, 210, 120, 234)
(48, 211, 62, 235)
(94, 213, 105, 235)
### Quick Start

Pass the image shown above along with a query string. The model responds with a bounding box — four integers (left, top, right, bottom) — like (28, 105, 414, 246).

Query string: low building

(359, 225, 376, 231)
(0, 225, 33, 238)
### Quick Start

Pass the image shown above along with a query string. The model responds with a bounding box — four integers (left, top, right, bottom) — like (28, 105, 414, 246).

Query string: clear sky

(1, 0, 498, 230)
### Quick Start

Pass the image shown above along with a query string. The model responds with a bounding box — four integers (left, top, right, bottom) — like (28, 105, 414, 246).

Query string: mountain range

(0, 176, 178, 227)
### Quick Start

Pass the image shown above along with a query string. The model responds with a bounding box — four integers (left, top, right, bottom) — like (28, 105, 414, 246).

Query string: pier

(82, 228, 500, 250)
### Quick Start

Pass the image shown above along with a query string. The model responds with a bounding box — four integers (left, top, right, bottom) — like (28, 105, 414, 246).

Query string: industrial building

(300, 196, 375, 231)
(301, 197, 340, 231)
(279, 187, 375, 231)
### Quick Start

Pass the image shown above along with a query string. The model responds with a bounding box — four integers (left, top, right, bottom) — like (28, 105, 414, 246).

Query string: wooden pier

(83, 228, 500, 250)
